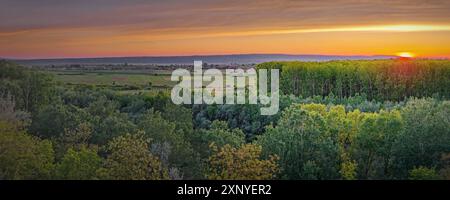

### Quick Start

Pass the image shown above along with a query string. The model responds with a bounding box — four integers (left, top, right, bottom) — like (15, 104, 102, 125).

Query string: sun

(396, 52, 415, 58)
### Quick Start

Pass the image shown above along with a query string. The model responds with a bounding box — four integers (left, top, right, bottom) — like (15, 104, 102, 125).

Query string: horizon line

(2, 53, 402, 60)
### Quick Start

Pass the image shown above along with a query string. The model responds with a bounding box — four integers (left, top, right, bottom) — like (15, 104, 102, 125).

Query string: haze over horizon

(1, 0, 450, 59)
(6, 53, 396, 60)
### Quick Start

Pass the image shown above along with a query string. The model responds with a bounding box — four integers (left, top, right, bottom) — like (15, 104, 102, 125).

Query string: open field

(49, 70, 175, 88)
(48, 69, 249, 92)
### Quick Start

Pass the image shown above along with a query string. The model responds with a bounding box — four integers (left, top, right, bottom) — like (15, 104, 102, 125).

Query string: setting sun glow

(1, 1, 450, 59)
(397, 52, 416, 58)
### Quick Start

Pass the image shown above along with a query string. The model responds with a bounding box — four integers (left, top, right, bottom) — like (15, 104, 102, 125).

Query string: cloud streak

(1, 0, 450, 58)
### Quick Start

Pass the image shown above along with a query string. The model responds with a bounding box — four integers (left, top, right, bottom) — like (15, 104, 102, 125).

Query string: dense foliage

(0, 60, 449, 180)
(256, 60, 450, 101)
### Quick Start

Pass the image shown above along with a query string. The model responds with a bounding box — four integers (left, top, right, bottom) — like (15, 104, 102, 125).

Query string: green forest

(0, 59, 449, 180)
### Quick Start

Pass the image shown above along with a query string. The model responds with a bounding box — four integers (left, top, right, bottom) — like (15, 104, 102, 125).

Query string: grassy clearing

(50, 71, 175, 87)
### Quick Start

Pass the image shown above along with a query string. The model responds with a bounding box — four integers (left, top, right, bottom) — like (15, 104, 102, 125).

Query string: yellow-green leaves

(207, 144, 279, 180)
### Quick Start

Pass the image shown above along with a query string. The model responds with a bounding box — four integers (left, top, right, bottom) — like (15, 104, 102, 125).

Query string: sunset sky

(1, 0, 450, 59)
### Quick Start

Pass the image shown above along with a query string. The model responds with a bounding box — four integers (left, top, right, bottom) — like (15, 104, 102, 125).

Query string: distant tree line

(256, 60, 450, 101)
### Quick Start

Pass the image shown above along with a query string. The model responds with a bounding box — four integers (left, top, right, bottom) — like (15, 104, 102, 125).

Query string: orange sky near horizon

(1, 0, 450, 59)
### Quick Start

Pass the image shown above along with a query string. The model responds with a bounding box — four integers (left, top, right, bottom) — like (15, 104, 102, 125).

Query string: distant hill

(10, 54, 396, 66)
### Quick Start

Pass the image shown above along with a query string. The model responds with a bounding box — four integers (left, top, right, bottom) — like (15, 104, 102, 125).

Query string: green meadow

(50, 70, 175, 88)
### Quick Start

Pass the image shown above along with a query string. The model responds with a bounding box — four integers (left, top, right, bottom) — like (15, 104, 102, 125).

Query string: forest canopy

(0, 60, 449, 180)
